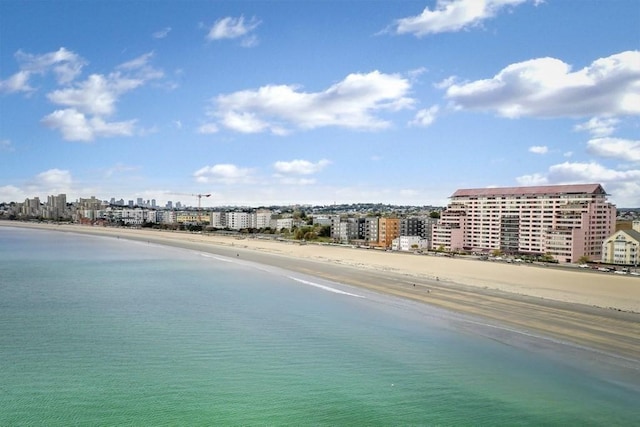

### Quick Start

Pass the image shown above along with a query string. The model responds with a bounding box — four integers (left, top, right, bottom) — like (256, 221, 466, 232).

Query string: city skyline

(1, 1, 639, 208)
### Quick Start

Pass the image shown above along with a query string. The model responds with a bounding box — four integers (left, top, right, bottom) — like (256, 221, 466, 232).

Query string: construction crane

(193, 193, 211, 224)
(170, 192, 212, 224)
(194, 193, 212, 209)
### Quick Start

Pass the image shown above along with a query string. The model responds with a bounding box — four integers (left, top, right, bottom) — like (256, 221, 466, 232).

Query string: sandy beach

(3, 221, 640, 361)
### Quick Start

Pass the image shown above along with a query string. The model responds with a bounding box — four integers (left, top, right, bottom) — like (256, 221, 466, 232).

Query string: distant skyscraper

(166, 201, 173, 209)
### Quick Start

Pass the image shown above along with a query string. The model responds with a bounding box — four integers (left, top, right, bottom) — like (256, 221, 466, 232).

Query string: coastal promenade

(3, 221, 640, 363)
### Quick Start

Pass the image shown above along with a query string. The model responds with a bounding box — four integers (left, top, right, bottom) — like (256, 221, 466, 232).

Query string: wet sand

(3, 222, 640, 362)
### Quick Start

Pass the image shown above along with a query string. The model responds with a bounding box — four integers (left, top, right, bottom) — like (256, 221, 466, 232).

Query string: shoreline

(3, 221, 640, 362)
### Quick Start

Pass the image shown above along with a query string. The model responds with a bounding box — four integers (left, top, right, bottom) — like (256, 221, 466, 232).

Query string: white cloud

(219, 111, 270, 134)
(39, 52, 163, 141)
(1, 47, 86, 93)
(41, 109, 136, 142)
(516, 161, 640, 206)
(193, 164, 255, 184)
(434, 75, 457, 89)
(272, 159, 331, 186)
(206, 16, 261, 44)
(152, 27, 172, 39)
(445, 51, 640, 118)
(389, 0, 531, 37)
(0, 70, 33, 94)
(273, 159, 331, 175)
(586, 137, 640, 162)
(410, 105, 439, 127)
(545, 161, 638, 182)
(0, 169, 89, 203)
(0, 185, 24, 202)
(515, 173, 547, 186)
(24, 169, 75, 197)
(408, 67, 428, 81)
(33, 168, 73, 188)
(207, 71, 413, 134)
(48, 74, 122, 116)
(197, 123, 219, 134)
(528, 145, 548, 154)
(15, 47, 86, 84)
(574, 117, 620, 137)
(46, 52, 161, 117)
(117, 52, 155, 71)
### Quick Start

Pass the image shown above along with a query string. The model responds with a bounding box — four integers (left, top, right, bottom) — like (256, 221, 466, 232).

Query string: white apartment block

(272, 218, 295, 231)
(210, 211, 225, 228)
(432, 184, 615, 263)
(121, 208, 146, 225)
(157, 210, 176, 224)
(227, 212, 252, 230)
(255, 210, 273, 229)
(392, 235, 429, 252)
(207, 210, 272, 230)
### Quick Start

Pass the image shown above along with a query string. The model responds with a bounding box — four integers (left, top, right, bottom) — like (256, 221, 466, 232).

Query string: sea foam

(288, 276, 364, 298)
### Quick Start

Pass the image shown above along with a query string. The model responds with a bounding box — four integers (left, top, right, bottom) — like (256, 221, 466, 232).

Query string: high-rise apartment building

(21, 197, 41, 217)
(432, 184, 616, 263)
(44, 193, 67, 219)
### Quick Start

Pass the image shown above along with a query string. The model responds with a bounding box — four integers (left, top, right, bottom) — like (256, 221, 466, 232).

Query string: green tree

(578, 255, 590, 265)
(317, 225, 331, 238)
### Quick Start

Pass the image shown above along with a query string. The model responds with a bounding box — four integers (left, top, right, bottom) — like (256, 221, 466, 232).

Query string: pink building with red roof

(432, 184, 616, 263)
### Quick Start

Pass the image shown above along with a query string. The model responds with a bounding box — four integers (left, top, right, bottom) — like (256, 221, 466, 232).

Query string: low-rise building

(602, 227, 640, 267)
(392, 235, 428, 252)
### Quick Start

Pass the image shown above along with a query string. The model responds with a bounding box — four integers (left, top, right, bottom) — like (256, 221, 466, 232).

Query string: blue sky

(1, 0, 639, 208)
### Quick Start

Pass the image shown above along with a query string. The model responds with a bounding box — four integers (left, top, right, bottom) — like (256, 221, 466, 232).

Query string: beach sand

(3, 222, 640, 361)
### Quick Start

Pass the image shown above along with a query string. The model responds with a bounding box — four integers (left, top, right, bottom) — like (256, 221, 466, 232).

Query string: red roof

(451, 184, 606, 198)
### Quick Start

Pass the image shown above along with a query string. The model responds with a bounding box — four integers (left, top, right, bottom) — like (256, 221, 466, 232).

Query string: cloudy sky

(1, 0, 639, 208)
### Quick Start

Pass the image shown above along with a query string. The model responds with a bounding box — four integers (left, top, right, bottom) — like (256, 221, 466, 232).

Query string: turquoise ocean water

(1, 227, 639, 426)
